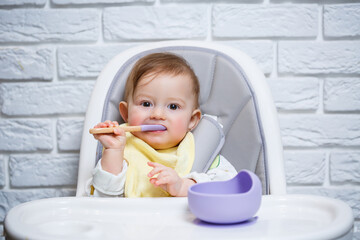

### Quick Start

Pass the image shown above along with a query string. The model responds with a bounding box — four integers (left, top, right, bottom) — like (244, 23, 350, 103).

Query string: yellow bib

(124, 130, 195, 197)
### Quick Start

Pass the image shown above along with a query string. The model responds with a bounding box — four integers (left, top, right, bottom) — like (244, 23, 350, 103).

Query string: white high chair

(4, 41, 354, 240)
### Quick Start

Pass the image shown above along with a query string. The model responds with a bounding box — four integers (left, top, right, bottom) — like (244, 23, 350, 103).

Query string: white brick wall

(0, 119, 53, 151)
(103, 6, 208, 40)
(0, 48, 53, 80)
(213, 5, 318, 38)
(0, 9, 99, 42)
(58, 45, 136, 78)
(0, 1, 359, 238)
(279, 41, 360, 74)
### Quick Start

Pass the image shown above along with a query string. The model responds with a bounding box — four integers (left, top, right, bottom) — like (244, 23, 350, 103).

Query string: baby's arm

(86, 158, 127, 197)
(147, 162, 196, 197)
(87, 120, 127, 197)
(93, 120, 126, 175)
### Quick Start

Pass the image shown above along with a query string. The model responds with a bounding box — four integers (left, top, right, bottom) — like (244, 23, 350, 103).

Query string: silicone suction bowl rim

(188, 170, 256, 197)
(187, 170, 262, 224)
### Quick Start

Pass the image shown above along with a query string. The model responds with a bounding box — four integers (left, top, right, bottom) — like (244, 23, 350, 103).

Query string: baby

(88, 53, 236, 197)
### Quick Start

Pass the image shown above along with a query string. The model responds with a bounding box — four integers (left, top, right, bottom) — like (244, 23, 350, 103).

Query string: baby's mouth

(153, 125, 167, 132)
(152, 125, 166, 132)
(141, 124, 166, 132)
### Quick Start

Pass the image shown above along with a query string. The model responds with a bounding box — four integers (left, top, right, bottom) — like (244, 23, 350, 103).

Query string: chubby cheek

(128, 117, 142, 127)
(171, 118, 189, 138)
(127, 109, 146, 126)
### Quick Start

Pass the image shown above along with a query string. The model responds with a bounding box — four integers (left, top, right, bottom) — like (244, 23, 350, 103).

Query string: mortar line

(4, 155, 10, 191)
(323, 151, 331, 187)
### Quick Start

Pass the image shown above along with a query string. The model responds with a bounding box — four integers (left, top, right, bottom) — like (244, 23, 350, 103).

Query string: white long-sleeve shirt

(86, 155, 237, 197)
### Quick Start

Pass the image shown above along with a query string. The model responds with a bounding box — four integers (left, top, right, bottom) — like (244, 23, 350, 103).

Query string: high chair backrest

(77, 41, 286, 196)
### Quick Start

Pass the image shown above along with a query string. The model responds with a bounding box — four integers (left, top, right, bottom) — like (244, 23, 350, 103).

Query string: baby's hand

(147, 162, 195, 197)
(93, 120, 126, 150)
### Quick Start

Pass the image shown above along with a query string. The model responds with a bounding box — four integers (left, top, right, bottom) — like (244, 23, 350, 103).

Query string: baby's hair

(124, 52, 200, 108)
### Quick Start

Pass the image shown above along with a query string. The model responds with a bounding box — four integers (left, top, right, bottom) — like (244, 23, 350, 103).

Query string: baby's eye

(168, 104, 179, 110)
(141, 101, 152, 107)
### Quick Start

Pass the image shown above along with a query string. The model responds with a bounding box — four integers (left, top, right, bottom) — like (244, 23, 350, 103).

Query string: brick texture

(330, 152, 360, 184)
(213, 5, 318, 38)
(324, 4, 360, 38)
(0, 1, 359, 233)
(324, 78, 360, 112)
(279, 41, 360, 74)
(0, 47, 53, 80)
(280, 115, 360, 147)
(0, 9, 100, 43)
(0, 156, 5, 188)
(285, 151, 325, 185)
(103, 6, 208, 40)
(9, 154, 79, 187)
(57, 118, 84, 151)
(52, 0, 154, 4)
(58, 45, 135, 78)
(268, 78, 319, 112)
(0, 0, 46, 7)
(0, 82, 94, 116)
(0, 119, 53, 152)
(222, 41, 273, 74)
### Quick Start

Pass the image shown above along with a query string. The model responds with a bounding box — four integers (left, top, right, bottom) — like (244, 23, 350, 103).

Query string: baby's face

(125, 72, 200, 149)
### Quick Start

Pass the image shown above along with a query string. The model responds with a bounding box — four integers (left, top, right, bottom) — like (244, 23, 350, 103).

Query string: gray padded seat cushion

(97, 46, 269, 194)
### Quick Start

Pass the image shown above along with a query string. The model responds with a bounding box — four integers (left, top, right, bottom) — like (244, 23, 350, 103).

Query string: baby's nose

(150, 107, 165, 120)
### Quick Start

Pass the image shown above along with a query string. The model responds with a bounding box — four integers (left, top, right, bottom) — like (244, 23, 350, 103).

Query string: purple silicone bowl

(188, 170, 262, 224)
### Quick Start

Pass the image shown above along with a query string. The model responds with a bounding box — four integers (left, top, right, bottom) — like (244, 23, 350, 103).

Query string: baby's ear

(119, 101, 128, 122)
(189, 109, 201, 131)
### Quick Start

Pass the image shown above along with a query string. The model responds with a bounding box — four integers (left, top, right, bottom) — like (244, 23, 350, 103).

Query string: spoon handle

(89, 126, 142, 134)
(89, 125, 166, 135)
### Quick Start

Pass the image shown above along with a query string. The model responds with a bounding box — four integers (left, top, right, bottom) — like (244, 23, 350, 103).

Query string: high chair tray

(5, 194, 353, 240)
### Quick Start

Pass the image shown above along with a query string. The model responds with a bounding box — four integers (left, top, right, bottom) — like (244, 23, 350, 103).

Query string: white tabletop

(5, 194, 354, 240)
